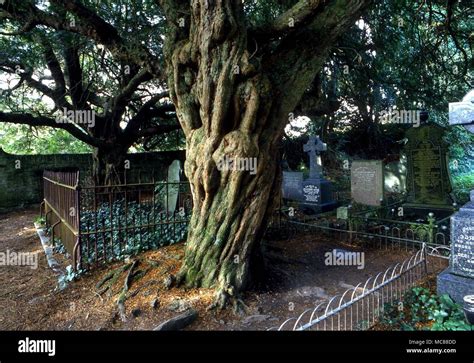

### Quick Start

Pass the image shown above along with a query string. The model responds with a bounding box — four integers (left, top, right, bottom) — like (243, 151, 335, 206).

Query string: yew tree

(1, 0, 373, 305)
(323, 0, 473, 160)
(160, 0, 371, 306)
(0, 0, 179, 185)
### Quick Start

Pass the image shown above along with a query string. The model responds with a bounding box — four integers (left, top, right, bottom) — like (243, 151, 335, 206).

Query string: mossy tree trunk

(162, 0, 371, 304)
(92, 145, 128, 186)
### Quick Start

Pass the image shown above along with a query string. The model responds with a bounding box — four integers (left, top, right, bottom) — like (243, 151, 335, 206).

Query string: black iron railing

(42, 170, 192, 270)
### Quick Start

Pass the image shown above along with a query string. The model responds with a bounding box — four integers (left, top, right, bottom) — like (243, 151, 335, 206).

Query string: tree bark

(92, 146, 127, 186)
(163, 0, 371, 304)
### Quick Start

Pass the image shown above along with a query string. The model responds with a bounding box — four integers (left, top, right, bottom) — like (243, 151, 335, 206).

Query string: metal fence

(270, 245, 429, 331)
(42, 170, 81, 268)
(41, 170, 192, 270)
(348, 215, 450, 247)
(272, 206, 451, 252)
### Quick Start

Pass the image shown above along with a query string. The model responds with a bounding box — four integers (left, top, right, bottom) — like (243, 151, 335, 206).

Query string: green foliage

(0, 123, 90, 154)
(446, 126, 474, 175)
(58, 265, 84, 288)
(0, 0, 177, 157)
(452, 173, 474, 205)
(382, 287, 473, 331)
(244, 0, 299, 27)
(139, 128, 186, 152)
(34, 215, 46, 225)
(277, 1, 473, 178)
(53, 238, 67, 256)
(310, 0, 473, 160)
(80, 198, 189, 265)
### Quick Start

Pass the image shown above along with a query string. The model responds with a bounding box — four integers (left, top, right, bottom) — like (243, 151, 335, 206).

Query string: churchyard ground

(0, 206, 440, 331)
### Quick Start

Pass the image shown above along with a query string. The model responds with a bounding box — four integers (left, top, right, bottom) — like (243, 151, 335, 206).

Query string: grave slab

(403, 118, 454, 212)
(351, 160, 384, 206)
(282, 171, 304, 201)
(437, 269, 474, 305)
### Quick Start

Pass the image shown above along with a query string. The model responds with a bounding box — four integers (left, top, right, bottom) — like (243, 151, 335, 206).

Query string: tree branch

(135, 123, 182, 138)
(51, 0, 162, 77)
(0, 111, 105, 148)
(61, 35, 87, 108)
(39, 37, 68, 105)
(1, 0, 162, 78)
(112, 70, 154, 120)
(123, 94, 172, 136)
(263, 0, 372, 125)
(251, 0, 324, 41)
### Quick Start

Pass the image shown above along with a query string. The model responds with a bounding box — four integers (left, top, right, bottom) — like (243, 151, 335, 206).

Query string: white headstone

(351, 160, 384, 206)
(165, 160, 181, 214)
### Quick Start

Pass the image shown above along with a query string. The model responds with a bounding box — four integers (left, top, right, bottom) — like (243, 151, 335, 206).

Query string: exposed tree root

(96, 263, 133, 296)
(94, 258, 161, 322)
(117, 260, 137, 322)
(128, 279, 159, 298)
(207, 286, 249, 316)
(174, 270, 185, 287)
(144, 259, 160, 268)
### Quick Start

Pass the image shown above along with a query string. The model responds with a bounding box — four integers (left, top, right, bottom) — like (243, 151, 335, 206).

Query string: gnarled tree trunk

(92, 146, 127, 186)
(163, 0, 371, 305)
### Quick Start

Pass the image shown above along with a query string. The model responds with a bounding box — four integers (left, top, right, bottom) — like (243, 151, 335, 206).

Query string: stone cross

(303, 135, 326, 180)
(449, 90, 474, 202)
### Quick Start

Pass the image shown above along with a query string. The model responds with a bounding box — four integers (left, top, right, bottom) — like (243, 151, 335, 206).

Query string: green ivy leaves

(382, 287, 473, 331)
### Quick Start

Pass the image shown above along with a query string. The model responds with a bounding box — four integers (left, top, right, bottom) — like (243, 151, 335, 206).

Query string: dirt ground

(0, 206, 423, 331)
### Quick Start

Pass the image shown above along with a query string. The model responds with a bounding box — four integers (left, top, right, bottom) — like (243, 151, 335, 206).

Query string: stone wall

(0, 148, 185, 213)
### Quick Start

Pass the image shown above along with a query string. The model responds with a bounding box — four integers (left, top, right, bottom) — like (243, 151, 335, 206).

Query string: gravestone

(337, 206, 349, 220)
(164, 160, 181, 214)
(282, 171, 304, 201)
(351, 160, 384, 206)
(302, 183, 320, 204)
(403, 113, 454, 213)
(451, 203, 474, 278)
(303, 135, 325, 180)
(438, 91, 474, 304)
(299, 136, 337, 213)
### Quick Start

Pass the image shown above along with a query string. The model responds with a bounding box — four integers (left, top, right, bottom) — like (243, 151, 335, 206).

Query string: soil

(0, 206, 423, 331)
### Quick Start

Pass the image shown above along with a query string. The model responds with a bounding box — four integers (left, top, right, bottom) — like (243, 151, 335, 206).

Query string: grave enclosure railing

(272, 201, 451, 253)
(270, 246, 429, 331)
(41, 170, 192, 270)
(266, 204, 451, 331)
(42, 170, 81, 268)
